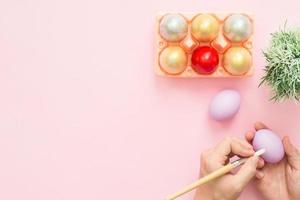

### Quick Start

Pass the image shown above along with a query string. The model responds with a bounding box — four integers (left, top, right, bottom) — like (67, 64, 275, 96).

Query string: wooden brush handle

(166, 150, 265, 200)
(166, 163, 236, 200)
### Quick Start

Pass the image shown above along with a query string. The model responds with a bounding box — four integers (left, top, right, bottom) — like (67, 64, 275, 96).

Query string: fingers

(283, 136, 300, 170)
(245, 131, 255, 143)
(201, 137, 255, 172)
(254, 122, 268, 131)
(215, 137, 254, 159)
(245, 130, 265, 169)
(245, 122, 267, 143)
(255, 158, 265, 179)
(257, 157, 265, 169)
(255, 170, 264, 179)
(233, 156, 259, 188)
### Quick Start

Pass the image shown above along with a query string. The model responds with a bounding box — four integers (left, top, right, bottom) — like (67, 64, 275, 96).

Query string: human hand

(194, 137, 264, 200)
(245, 122, 300, 200)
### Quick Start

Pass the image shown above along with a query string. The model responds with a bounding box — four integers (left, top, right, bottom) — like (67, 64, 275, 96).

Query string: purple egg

(252, 129, 285, 163)
(209, 89, 241, 121)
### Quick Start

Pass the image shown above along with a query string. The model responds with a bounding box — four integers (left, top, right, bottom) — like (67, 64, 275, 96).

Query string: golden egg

(159, 46, 187, 75)
(191, 14, 220, 42)
(223, 47, 252, 75)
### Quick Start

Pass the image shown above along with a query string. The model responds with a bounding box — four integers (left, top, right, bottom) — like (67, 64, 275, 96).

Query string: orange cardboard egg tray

(154, 13, 254, 78)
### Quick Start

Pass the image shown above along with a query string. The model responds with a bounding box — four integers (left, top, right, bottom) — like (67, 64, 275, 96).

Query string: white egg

(209, 89, 241, 121)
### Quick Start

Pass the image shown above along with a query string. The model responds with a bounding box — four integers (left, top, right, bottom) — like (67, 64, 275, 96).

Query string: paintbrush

(166, 148, 266, 200)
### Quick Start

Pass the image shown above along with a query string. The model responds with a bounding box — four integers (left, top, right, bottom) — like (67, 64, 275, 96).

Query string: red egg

(191, 46, 219, 74)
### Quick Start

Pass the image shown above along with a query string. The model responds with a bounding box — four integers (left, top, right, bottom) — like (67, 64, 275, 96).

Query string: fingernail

(256, 171, 264, 179)
(259, 157, 265, 164)
(283, 136, 289, 141)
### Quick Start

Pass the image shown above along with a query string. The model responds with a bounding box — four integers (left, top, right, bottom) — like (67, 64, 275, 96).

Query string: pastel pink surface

(0, 1, 300, 200)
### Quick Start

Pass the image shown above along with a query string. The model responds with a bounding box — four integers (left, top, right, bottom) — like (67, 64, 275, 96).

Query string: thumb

(234, 156, 259, 189)
(283, 136, 300, 169)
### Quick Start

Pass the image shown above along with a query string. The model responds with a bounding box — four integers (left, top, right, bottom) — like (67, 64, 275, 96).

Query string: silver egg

(159, 14, 188, 42)
(223, 14, 252, 43)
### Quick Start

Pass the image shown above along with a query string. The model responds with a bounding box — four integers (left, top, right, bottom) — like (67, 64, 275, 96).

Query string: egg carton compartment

(154, 13, 254, 78)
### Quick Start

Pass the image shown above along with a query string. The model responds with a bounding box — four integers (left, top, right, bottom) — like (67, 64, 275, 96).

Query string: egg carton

(154, 13, 254, 78)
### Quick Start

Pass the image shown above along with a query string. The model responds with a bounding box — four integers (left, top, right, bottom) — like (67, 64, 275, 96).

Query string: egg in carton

(154, 13, 254, 77)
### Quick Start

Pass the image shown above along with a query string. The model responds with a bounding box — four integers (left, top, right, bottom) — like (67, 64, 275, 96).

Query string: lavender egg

(253, 129, 284, 163)
(209, 89, 241, 121)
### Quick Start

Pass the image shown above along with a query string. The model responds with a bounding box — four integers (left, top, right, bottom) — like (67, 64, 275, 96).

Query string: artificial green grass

(260, 25, 300, 101)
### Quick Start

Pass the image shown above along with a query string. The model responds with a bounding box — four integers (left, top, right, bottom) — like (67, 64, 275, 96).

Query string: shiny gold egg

(159, 46, 187, 75)
(191, 14, 220, 42)
(223, 47, 252, 75)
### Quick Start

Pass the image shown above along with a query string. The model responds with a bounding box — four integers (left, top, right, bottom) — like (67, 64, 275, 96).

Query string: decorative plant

(260, 25, 300, 101)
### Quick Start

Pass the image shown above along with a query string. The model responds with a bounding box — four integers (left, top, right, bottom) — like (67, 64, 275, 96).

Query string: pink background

(0, 0, 300, 199)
